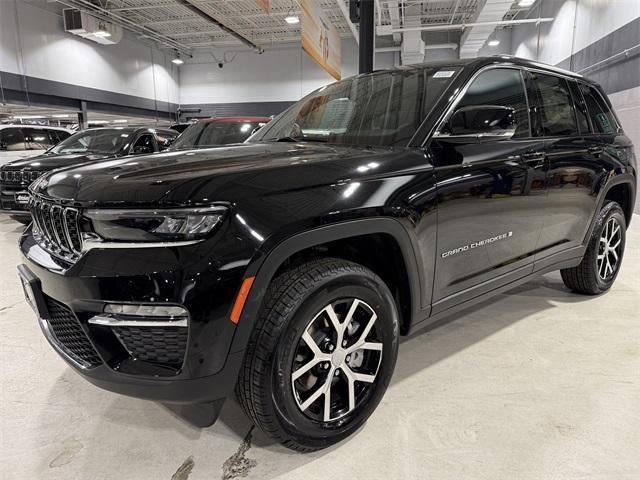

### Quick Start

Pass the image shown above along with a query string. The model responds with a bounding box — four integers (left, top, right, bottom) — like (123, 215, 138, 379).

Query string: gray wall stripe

(556, 18, 640, 94)
(0, 70, 179, 120)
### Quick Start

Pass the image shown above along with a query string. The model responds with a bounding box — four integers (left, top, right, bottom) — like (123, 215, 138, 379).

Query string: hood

(33, 142, 428, 207)
(3, 152, 112, 171)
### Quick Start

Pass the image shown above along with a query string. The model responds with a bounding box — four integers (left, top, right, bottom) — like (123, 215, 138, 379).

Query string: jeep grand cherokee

(17, 57, 636, 451)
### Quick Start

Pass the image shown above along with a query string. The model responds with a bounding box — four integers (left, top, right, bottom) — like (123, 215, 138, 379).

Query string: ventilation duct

(459, 0, 512, 58)
(63, 9, 123, 45)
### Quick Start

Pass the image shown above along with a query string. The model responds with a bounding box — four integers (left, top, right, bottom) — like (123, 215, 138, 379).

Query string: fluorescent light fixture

(112, 119, 128, 123)
(12, 115, 44, 119)
(172, 57, 184, 65)
(488, 39, 500, 46)
(52, 114, 70, 118)
(518, 0, 535, 6)
(285, 8, 299, 24)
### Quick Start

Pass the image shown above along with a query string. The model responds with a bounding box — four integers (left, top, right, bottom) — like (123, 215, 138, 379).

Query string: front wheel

(561, 201, 626, 295)
(236, 258, 399, 451)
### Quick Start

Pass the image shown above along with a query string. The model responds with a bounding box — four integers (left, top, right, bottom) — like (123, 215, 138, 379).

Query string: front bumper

(19, 224, 254, 404)
(0, 182, 31, 213)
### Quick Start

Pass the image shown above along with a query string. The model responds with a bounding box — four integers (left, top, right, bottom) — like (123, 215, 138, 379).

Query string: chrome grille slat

(28, 196, 83, 262)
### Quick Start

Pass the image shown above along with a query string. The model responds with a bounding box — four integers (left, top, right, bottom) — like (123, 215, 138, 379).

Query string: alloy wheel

(291, 298, 383, 422)
(597, 216, 622, 280)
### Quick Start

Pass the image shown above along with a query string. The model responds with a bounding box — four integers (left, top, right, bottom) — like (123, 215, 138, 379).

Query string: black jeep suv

(17, 57, 636, 451)
(1, 126, 177, 221)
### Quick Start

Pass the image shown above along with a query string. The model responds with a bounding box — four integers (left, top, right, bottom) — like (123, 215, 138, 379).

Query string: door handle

(521, 151, 546, 167)
(588, 146, 604, 156)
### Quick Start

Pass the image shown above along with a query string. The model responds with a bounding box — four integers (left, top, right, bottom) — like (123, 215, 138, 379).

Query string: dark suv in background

(17, 57, 636, 451)
(1, 126, 177, 221)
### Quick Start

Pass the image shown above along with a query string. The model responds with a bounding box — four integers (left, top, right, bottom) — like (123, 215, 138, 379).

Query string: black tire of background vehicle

(235, 257, 399, 451)
(561, 201, 626, 295)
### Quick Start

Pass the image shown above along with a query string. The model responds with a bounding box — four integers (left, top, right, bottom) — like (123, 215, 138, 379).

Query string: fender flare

(584, 172, 636, 244)
(229, 217, 424, 354)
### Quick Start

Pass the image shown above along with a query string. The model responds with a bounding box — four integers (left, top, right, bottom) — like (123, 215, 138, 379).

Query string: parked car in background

(0, 126, 177, 221)
(169, 122, 193, 133)
(0, 125, 72, 166)
(170, 116, 271, 149)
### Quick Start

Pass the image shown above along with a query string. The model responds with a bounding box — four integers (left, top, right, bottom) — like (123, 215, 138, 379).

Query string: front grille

(44, 296, 102, 368)
(112, 326, 188, 365)
(0, 170, 42, 183)
(29, 197, 83, 261)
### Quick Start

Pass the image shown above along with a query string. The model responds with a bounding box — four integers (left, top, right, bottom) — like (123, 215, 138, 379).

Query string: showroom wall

(0, 0, 180, 119)
(506, 0, 640, 212)
(178, 39, 396, 117)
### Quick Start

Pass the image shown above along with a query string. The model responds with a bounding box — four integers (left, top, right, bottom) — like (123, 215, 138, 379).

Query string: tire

(236, 257, 399, 451)
(561, 201, 626, 295)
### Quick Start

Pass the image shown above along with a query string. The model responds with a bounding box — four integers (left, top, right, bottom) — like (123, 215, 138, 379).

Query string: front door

(428, 67, 547, 312)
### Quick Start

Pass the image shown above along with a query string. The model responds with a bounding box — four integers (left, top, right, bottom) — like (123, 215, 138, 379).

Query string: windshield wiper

(269, 136, 327, 143)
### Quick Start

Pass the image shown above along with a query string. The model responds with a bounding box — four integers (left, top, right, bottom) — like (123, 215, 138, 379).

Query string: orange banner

(300, 0, 341, 80)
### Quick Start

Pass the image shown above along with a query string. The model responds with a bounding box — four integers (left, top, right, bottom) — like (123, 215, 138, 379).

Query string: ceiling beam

(377, 17, 554, 35)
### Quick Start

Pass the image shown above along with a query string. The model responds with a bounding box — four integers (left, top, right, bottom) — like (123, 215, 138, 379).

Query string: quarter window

(579, 83, 618, 134)
(453, 68, 530, 138)
(531, 72, 578, 136)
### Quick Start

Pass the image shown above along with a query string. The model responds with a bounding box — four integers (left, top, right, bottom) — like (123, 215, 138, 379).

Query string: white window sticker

(433, 70, 455, 78)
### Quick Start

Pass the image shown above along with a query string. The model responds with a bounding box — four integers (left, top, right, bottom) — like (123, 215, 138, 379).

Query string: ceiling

(52, 0, 531, 53)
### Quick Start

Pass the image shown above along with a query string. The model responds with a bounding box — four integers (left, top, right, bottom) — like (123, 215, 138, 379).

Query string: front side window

(48, 129, 132, 155)
(131, 134, 155, 154)
(531, 72, 578, 137)
(579, 83, 618, 134)
(251, 66, 461, 147)
(25, 128, 55, 150)
(443, 68, 530, 138)
(156, 131, 178, 150)
(0, 128, 26, 151)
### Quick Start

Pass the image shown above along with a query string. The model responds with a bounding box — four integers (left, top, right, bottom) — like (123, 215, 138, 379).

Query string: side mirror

(132, 145, 153, 154)
(436, 105, 517, 140)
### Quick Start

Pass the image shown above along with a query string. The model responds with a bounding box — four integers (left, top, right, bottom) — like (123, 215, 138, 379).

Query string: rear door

(529, 71, 605, 261)
(429, 67, 547, 310)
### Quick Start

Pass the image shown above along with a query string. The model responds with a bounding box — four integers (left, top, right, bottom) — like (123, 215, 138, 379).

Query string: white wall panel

(179, 39, 395, 104)
(0, 0, 179, 104)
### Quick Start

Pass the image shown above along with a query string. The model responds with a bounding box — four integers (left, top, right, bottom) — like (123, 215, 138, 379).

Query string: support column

(77, 101, 88, 130)
(358, 0, 374, 74)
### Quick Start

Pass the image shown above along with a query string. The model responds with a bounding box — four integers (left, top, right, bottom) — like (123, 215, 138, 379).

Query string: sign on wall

(255, 0, 269, 13)
(300, 0, 342, 80)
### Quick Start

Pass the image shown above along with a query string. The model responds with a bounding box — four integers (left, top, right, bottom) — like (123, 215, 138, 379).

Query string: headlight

(85, 206, 227, 242)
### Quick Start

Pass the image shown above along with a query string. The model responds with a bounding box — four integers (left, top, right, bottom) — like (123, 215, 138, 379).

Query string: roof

(0, 124, 72, 131)
(85, 126, 177, 134)
(200, 117, 272, 124)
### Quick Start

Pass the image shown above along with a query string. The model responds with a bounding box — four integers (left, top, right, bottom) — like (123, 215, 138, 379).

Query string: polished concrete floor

(1, 215, 639, 480)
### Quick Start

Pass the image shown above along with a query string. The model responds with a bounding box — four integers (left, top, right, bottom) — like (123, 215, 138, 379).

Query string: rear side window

(455, 68, 531, 138)
(24, 128, 56, 150)
(531, 72, 578, 136)
(579, 83, 618, 134)
(0, 128, 26, 151)
(49, 129, 71, 144)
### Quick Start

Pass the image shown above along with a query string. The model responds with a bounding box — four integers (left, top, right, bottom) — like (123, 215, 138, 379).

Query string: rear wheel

(236, 258, 399, 451)
(561, 201, 626, 295)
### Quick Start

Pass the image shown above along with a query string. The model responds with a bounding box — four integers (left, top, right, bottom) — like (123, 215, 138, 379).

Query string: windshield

(251, 66, 461, 147)
(48, 129, 132, 155)
(171, 121, 267, 150)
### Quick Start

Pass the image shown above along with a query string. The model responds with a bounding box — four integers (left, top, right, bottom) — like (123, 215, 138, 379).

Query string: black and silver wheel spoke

(291, 298, 383, 422)
(597, 217, 622, 281)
